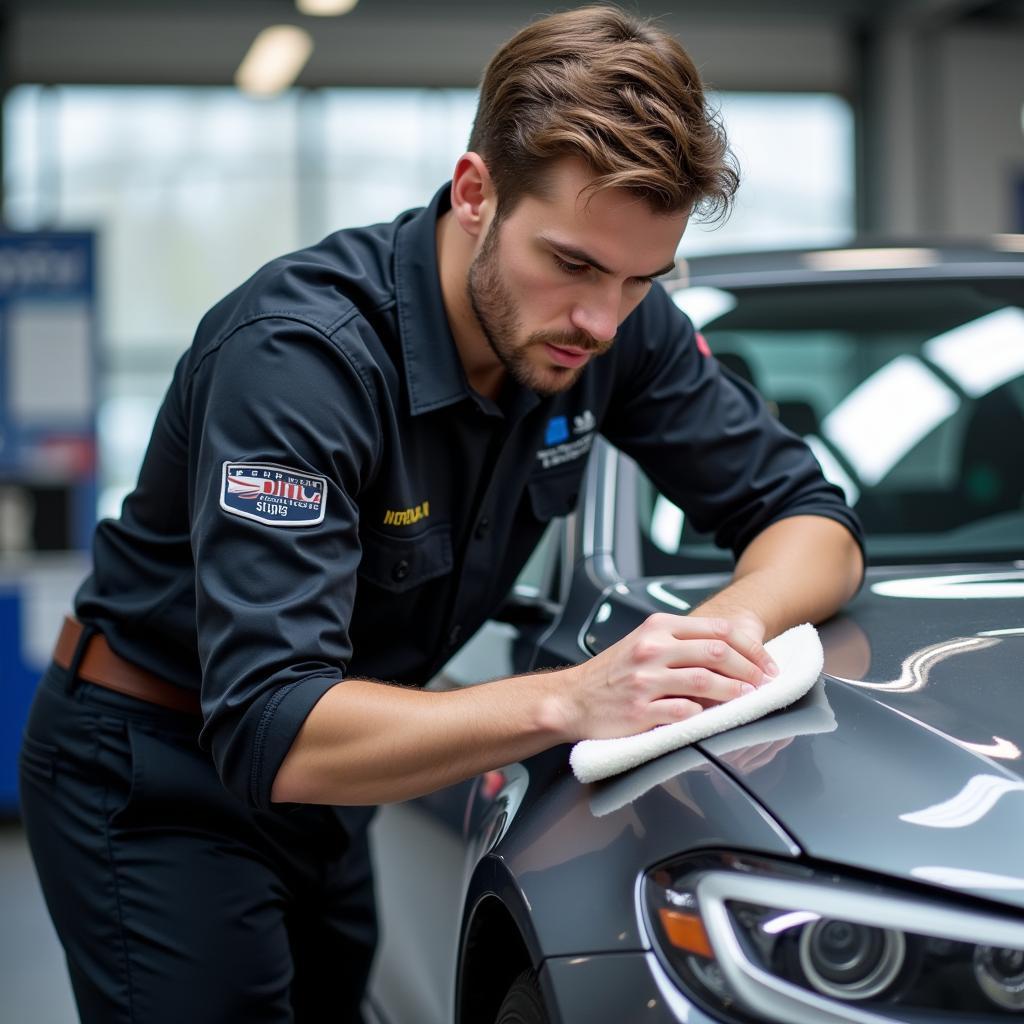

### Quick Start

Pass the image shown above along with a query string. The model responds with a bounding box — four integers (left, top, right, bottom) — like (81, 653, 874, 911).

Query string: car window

(640, 278, 1024, 572)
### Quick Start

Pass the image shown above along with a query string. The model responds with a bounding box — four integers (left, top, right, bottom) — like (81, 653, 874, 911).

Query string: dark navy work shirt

(76, 183, 862, 810)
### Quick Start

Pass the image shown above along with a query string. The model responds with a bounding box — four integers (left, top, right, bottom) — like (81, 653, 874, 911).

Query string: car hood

(588, 564, 1024, 909)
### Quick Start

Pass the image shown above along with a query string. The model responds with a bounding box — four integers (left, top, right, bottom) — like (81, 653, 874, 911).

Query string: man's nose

(570, 290, 619, 345)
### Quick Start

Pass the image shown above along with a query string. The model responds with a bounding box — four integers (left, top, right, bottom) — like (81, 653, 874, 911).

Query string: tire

(495, 968, 550, 1024)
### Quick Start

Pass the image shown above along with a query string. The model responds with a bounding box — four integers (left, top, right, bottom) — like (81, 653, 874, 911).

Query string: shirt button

(392, 559, 410, 582)
(447, 624, 463, 649)
(474, 517, 491, 540)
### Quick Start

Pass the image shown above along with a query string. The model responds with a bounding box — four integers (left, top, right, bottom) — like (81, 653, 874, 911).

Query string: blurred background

(0, 1, 1021, 1020)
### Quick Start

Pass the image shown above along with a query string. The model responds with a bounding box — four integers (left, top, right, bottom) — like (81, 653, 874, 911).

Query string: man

(20, 5, 863, 1022)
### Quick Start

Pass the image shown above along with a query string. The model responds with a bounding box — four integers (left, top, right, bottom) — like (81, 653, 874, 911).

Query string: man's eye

(554, 256, 589, 275)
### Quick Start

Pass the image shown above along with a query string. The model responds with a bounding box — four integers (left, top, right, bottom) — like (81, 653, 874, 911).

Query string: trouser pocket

(19, 733, 58, 784)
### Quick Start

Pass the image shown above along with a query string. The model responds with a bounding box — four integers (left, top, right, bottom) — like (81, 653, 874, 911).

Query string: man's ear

(450, 153, 496, 240)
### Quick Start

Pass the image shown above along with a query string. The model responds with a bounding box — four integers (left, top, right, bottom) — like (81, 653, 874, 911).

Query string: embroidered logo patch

(220, 461, 327, 527)
(537, 408, 596, 470)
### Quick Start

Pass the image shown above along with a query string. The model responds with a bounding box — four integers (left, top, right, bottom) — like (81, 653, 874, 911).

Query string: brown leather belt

(54, 616, 201, 716)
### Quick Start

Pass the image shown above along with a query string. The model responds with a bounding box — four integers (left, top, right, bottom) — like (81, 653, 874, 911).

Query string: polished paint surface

(573, 563, 1024, 909)
(487, 743, 797, 957)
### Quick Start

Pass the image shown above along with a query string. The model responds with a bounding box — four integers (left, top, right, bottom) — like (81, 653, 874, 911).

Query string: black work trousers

(18, 660, 377, 1024)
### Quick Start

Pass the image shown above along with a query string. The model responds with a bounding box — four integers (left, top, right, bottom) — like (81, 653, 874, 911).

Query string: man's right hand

(552, 612, 778, 742)
(273, 612, 777, 806)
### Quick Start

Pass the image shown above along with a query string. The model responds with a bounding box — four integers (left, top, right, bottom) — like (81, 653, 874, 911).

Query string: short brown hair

(469, 5, 738, 222)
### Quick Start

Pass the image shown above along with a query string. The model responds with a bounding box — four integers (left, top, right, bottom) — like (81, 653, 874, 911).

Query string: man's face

(467, 158, 688, 395)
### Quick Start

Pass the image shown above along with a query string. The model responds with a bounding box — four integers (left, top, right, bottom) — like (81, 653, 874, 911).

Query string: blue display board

(0, 231, 97, 549)
(0, 231, 97, 813)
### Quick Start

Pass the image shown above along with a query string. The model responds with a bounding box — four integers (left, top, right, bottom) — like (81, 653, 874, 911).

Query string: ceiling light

(235, 25, 313, 97)
(296, 0, 359, 14)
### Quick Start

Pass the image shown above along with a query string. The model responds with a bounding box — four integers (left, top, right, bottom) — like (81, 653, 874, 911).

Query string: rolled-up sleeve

(185, 315, 379, 808)
(604, 284, 864, 561)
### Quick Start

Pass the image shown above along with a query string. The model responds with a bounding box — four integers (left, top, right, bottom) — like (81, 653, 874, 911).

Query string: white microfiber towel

(588, 676, 835, 817)
(570, 622, 824, 784)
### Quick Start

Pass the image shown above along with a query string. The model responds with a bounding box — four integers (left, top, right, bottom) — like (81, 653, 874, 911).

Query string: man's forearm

(271, 608, 777, 807)
(271, 671, 570, 806)
(693, 514, 864, 640)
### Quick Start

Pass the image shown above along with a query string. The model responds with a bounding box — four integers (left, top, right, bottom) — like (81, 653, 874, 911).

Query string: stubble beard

(466, 219, 609, 397)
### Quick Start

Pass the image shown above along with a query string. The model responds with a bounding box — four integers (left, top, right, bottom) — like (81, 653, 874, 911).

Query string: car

(364, 241, 1024, 1024)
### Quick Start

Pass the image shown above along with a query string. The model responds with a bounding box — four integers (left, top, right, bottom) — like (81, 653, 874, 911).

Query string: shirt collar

(394, 182, 473, 417)
(394, 182, 542, 422)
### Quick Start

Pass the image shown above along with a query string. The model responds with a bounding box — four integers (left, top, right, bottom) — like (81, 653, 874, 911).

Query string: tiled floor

(0, 822, 78, 1023)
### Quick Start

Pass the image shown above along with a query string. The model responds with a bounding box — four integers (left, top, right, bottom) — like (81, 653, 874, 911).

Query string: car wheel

(495, 968, 549, 1024)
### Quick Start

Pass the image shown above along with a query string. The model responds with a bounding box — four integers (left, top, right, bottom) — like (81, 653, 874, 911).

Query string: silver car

(367, 242, 1024, 1024)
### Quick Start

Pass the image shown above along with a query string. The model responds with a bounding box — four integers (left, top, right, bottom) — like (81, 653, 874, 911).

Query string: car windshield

(639, 276, 1024, 572)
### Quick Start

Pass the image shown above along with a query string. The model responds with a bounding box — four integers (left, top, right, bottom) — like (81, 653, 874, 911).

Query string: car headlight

(643, 852, 1024, 1022)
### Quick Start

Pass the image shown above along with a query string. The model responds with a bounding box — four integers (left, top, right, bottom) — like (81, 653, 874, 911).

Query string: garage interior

(1, 1, 1022, 1021)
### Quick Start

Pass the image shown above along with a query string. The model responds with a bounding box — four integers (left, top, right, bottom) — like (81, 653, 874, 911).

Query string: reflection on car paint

(900, 773, 1024, 829)
(465, 762, 530, 859)
(833, 635, 1000, 693)
(871, 570, 1024, 599)
(589, 747, 708, 818)
(911, 865, 1024, 891)
(958, 736, 1022, 759)
(883, 701, 1022, 763)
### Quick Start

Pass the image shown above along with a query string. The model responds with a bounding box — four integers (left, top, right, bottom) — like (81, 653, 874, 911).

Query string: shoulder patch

(220, 461, 327, 527)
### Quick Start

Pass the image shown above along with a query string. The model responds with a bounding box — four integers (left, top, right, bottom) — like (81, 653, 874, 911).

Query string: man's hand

(554, 612, 778, 742)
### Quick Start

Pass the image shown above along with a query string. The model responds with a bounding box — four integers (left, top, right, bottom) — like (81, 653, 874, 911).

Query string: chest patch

(537, 408, 597, 470)
(220, 461, 327, 527)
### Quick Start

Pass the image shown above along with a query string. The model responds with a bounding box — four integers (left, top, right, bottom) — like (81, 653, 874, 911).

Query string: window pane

(51, 86, 302, 352)
(321, 88, 477, 229)
(685, 93, 855, 255)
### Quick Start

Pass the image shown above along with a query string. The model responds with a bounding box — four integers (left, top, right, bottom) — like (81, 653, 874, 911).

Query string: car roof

(674, 238, 1024, 290)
